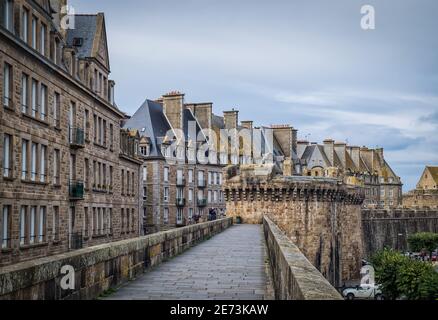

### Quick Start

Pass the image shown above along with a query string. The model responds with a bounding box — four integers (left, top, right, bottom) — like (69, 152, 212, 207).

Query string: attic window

(73, 37, 83, 47)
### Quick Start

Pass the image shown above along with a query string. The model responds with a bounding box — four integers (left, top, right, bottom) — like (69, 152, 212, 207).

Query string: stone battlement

(224, 166, 364, 287)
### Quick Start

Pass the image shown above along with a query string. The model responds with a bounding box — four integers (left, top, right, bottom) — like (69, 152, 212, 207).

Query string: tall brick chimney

(185, 102, 212, 130)
(348, 146, 361, 169)
(323, 139, 335, 166)
(241, 121, 253, 130)
(162, 91, 184, 130)
(334, 142, 347, 168)
(271, 125, 296, 158)
(223, 109, 239, 129)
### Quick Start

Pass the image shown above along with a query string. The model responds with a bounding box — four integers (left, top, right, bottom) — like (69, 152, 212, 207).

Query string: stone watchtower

(224, 165, 365, 287)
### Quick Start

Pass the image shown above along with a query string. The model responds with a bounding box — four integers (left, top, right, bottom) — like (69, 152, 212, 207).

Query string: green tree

(372, 248, 438, 300)
(371, 248, 409, 300)
(407, 232, 438, 259)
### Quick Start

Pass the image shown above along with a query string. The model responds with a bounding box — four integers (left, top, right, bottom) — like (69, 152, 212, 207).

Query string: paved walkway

(106, 224, 271, 300)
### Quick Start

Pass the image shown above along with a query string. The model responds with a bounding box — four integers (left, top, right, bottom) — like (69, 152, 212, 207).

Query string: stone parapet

(263, 216, 342, 300)
(361, 209, 438, 258)
(0, 218, 233, 300)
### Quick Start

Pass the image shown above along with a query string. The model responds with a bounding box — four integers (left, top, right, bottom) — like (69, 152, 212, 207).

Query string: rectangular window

(20, 206, 27, 245)
(109, 123, 114, 150)
(143, 186, 147, 200)
(121, 169, 124, 195)
(3, 62, 12, 108)
(208, 190, 212, 203)
(30, 206, 36, 244)
(31, 142, 37, 181)
(188, 169, 193, 183)
(109, 165, 113, 189)
(31, 79, 38, 117)
(142, 166, 147, 182)
(84, 158, 89, 188)
(108, 208, 113, 233)
(188, 189, 193, 202)
(53, 149, 60, 185)
(84, 109, 89, 139)
(21, 139, 28, 180)
(93, 114, 97, 142)
(40, 145, 46, 182)
(83, 207, 89, 237)
(53, 206, 59, 240)
(163, 208, 169, 224)
(38, 206, 46, 242)
(40, 23, 46, 55)
(2, 205, 11, 248)
(21, 8, 29, 42)
(164, 167, 169, 182)
(3, 0, 13, 31)
(164, 187, 169, 202)
(208, 172, 212, 185)
(189, 208, 193, 220)
(40, 84, 47, 121)
(31, 16, 37, 49)
(214, 191, 218, 203)
(21, 73, 28, 113)
(102, 119, 107, 146)
(3, 133, 12, 178)
(53, 92, 60, 127)
(177, 208, 183, 224)
(121, 208, 125, 233)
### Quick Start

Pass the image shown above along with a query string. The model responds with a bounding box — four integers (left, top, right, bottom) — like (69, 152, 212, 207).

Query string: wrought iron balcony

(197, 198, 207, 207)
(69, 180, 84, 200)
(176, 198, 186, 207)
(69, 127, 85, 148)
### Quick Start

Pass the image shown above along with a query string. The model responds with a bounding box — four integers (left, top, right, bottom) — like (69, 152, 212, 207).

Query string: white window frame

(3, 62, 11, 107)
(3, 133, 11, 178)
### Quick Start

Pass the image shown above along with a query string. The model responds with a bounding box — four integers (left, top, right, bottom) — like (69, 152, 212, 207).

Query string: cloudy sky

(70, 0, 438, 190)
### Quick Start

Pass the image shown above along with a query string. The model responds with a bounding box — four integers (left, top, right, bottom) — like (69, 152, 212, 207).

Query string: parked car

(342, 284, 384, 300)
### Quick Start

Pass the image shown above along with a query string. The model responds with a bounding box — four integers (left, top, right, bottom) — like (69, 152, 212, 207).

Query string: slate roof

(66, 15, 98, 59)
(123, 99, 172, 157)
(426, 166, 438, 184)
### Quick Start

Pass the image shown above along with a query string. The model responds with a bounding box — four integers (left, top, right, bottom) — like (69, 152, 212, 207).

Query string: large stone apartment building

(124, 92, 227, 234)
(0, 0, 142, 266)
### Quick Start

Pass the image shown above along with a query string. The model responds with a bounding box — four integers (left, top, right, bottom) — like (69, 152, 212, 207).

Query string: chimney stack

(347, 146, 361, 169)
(185, 102, 212, 130)
(223, 109, 239, 129)
(297, 140, 309, 158)
(162, 91, 184, 130)
(241, 121, 253, 130)
(334, 142, 347, 168)
(271, 124, 297, 158)
(323, 139, 335, 166)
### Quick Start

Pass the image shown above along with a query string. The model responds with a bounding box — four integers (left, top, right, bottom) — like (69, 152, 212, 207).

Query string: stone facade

(0, 1, 141, 267)
(361, 208, 438, 258)
(224, 165, 364, 287)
